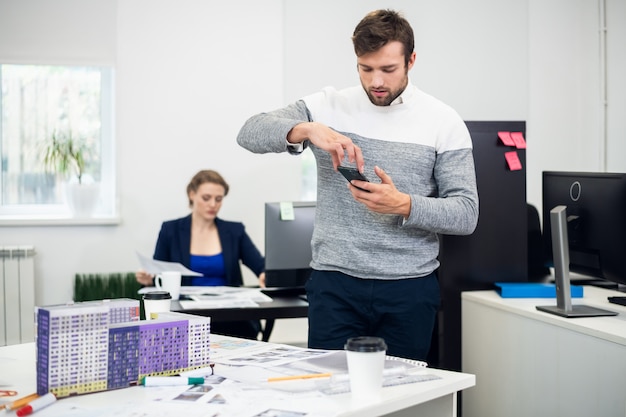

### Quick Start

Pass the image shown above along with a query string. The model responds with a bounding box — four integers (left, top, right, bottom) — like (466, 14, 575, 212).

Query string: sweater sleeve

(237, 101, 312, 154)
(404, 147, 479, 235)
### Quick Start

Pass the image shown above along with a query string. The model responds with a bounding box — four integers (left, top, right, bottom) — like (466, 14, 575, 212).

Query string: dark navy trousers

(305, 269, 440, 361)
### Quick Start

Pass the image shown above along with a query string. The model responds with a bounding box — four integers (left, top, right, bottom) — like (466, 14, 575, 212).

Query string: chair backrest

(527, 204, 550, 281)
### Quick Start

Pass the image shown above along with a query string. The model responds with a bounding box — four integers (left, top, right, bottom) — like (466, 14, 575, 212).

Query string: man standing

(237, 9, 478, 361)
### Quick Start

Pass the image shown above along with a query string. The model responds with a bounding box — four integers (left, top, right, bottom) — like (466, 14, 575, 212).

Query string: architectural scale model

(35, 299, 211, 397)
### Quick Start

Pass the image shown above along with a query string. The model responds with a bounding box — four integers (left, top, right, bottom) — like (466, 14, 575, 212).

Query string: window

(0, 64, 115, 222)
(301, 147, 317, 201)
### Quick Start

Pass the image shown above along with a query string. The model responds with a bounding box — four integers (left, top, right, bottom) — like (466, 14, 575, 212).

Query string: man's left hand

(349, 166, 411, 218)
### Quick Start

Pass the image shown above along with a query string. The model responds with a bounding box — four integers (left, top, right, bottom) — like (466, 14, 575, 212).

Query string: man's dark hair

(352, 9, 414, 66)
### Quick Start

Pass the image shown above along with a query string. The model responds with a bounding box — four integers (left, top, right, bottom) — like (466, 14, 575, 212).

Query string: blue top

(189, 253, 227, 286)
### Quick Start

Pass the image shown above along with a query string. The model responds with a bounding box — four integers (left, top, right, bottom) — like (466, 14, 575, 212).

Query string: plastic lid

(344, 336, 387, 352)
(142, 291, 172, 300)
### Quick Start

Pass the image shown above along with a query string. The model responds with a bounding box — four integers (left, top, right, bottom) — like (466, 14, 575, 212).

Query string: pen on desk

(141, 376, 205, 386)
(4, 393, 40, 411)
(15, 392, 56, 417)
(267, 372, 333, 382)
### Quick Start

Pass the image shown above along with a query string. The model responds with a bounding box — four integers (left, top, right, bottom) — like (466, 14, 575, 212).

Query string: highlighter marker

(141, 376, 204, 386)
(16, 393, 56, 417)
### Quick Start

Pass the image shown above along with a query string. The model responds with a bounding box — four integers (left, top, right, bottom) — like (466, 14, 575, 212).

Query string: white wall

(1, 0, 624, 344)
(528, 0, 603, 208)
(606, 0, 626, 171)
(283, 0, 626, 210)
(284, 0, 528, 115)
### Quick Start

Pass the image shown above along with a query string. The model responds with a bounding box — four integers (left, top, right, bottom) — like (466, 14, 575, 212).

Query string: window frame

(0, 64, 118, 226)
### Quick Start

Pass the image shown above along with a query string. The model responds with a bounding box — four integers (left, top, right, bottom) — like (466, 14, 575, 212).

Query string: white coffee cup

(142, 291, 172, 320)
(155, 271, 182, 300)
(345, 336, 387, 403)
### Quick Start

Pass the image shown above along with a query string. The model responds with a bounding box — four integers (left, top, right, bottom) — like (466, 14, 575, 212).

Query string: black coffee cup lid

(143, 291, 172, 300)
(344, 336, 387, 352)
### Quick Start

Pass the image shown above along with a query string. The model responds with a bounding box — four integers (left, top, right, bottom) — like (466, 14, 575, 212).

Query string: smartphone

(337, 166, 370, 192)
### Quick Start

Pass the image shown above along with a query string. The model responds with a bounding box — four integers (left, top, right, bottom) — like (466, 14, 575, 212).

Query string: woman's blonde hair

(186, 170, 229, 206)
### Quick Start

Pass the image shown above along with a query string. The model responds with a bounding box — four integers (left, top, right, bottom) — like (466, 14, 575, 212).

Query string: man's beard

(362, 74, 408, 106)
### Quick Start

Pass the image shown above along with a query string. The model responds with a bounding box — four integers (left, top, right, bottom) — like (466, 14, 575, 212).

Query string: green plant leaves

(42, 131, 88, 184)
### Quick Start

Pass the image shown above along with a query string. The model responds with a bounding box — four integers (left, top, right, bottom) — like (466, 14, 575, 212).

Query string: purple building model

(35, 299, 211, 397)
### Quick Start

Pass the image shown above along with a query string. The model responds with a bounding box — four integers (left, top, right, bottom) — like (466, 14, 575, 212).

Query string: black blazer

(153, 215, 264, 287)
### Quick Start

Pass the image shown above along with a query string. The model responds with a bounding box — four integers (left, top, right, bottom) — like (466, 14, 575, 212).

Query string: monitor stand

(536, 205, 617, 318)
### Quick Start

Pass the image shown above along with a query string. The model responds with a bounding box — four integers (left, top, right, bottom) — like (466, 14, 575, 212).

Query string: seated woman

(136, 169, 265, 340)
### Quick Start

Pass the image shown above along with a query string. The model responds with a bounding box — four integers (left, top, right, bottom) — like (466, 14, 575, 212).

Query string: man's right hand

(287, 122, 365, 171)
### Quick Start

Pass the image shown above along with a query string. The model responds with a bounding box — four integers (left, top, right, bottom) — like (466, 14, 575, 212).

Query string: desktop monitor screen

(264, 201, 316, 287)
(542, 171, 626, 286)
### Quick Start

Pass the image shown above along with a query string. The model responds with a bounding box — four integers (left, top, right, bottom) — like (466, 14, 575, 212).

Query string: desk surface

(0, 336, 475, 417)
(172, 294, 309, 322)
(462, 285, 626, 417)
(462, 285, 626, 346)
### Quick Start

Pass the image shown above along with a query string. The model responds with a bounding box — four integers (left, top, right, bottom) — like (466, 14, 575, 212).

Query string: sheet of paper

(211, 342, 335, 369)
(143, 286, 273, 309)
(178, 298, 259, 310)
(185, 286, 273, 302)
(136, 252, 202, 276)
(208, 337, 267, 360)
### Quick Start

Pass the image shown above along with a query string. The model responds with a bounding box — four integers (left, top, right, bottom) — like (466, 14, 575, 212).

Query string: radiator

(0, 245, 35, 346)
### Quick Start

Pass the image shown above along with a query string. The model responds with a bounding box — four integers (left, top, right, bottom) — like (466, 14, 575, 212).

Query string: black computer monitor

(264, 201, 316, 288)
(542, 171, 626, 287)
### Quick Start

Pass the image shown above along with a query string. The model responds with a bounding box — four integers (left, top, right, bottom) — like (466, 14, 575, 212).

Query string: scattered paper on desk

(138, 286, 272, 301)
(209, 337, 265, 360)
(211, 342, 334, 370)
(178, 298, 259, 310)
(136, 252, 202, 276)
(176, 287, 272, 309)
(291, 350, 427, 375)
(185, 287, 273, 302)
(318, 373, 441, 396)
(139, 376, 340, 417)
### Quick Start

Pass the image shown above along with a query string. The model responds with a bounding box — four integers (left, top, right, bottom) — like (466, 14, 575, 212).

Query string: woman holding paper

(136, 169, 266, 339)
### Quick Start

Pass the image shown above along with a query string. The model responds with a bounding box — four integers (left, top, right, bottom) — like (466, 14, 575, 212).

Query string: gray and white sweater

(237, 83, 478, 280)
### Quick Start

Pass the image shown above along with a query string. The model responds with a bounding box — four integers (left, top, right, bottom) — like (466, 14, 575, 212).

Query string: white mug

(155, 271, 182, 300)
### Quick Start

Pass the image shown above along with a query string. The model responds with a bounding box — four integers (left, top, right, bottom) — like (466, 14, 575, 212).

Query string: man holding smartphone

(237, 9, 478, 361)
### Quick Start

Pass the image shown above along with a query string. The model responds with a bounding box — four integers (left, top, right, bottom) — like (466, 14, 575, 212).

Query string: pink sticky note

(510, 132, 526, 149)
(505, 151, 522, 171)
(498, 131, 515, 146)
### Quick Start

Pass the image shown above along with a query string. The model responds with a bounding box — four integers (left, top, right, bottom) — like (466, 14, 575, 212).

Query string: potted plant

(42, 131, 100, 217)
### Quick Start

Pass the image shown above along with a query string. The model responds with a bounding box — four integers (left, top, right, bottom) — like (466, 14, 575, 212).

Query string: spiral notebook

(292, 351, 436, 395)
(292, 350, 426, 373)
(384, 355, 428, 370)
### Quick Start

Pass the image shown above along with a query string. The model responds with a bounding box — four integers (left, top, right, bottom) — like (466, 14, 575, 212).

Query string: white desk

(462, 286, 626, 417)
(1, 336, 474, 417)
